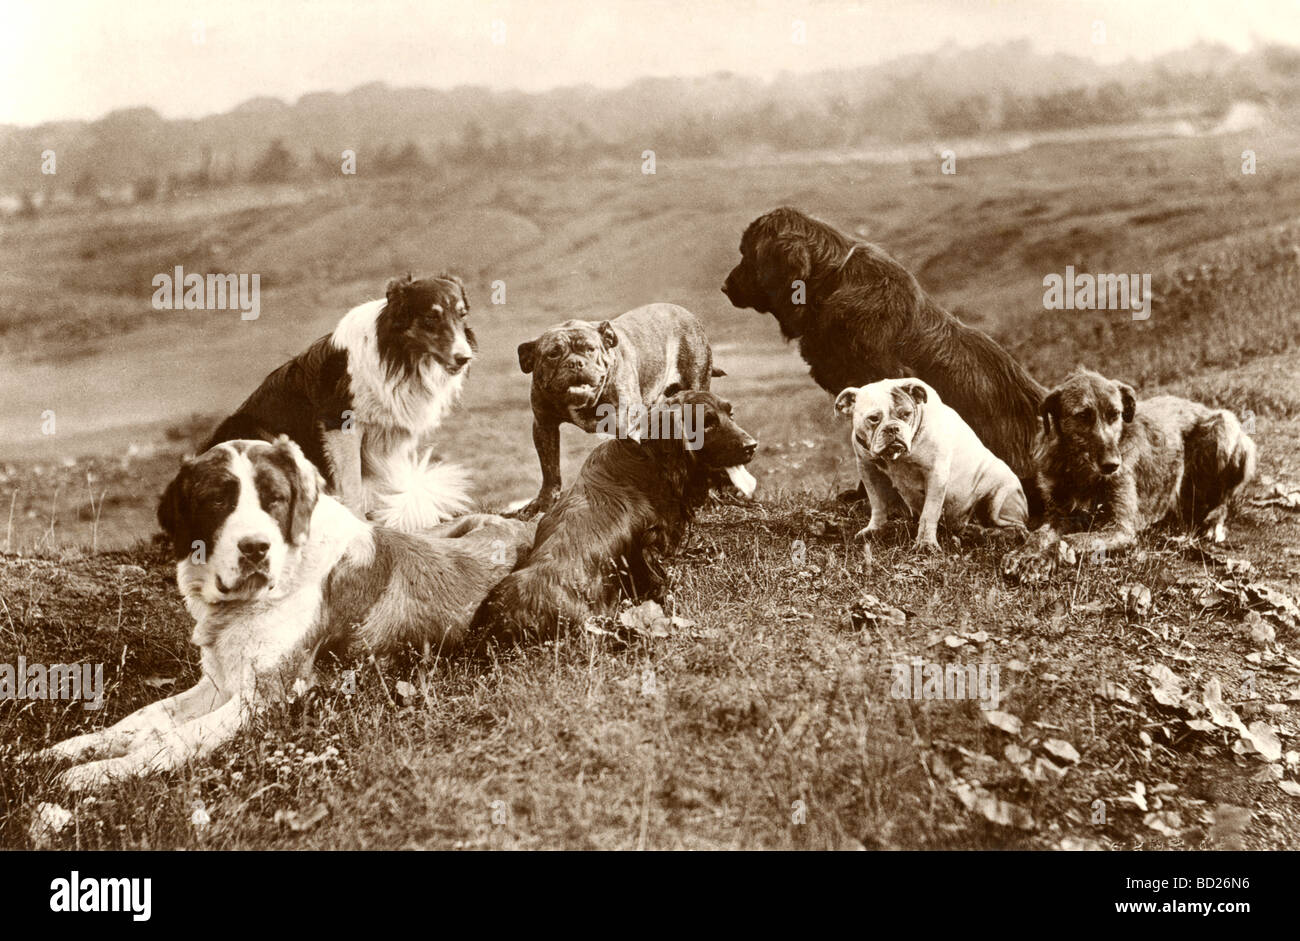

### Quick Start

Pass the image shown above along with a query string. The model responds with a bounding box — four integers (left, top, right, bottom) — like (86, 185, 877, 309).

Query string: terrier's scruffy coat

(1003, 368, 1256, 581)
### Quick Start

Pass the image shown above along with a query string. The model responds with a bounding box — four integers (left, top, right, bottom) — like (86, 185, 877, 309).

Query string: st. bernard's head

(158, 437, 322, 603)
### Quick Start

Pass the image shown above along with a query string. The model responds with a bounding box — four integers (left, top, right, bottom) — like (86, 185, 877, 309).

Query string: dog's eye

(1076, 408, 1094, 422)
(1103, 409, 1119, 422)
(866, 412, 881, 424)
(267, 495, 287, 509)
(547, 347, 563, 359)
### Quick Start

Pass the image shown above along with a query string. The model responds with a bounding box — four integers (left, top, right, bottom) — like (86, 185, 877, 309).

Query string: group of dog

(37, 207, 1256, 789)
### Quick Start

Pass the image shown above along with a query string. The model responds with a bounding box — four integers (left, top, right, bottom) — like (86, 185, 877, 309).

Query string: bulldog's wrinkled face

(1040, 369, 1136, 479)
(158, 437, 320, 604)
(836, 380, 929, 463)
(376, 274, 475, 379)
(518, 320, 618, 411)
(658, 390, 759, 496)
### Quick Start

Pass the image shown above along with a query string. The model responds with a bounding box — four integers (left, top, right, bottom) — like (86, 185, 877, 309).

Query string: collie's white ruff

(332, 298, 473, 528)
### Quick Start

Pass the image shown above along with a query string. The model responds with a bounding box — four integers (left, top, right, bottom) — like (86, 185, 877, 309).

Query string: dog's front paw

(1002, 547, 1053, 585)
(913, 535, 942, 554)
(509, 495, 553, 521)
(58, 759, 124, 792)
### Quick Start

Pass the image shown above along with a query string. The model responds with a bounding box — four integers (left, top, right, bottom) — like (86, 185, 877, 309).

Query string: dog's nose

(238, 537, 270, 562)
(1100, 460, 1120, 476)
(742, 440, 757, 458)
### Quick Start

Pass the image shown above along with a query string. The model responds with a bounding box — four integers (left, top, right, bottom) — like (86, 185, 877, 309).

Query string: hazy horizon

(4, 0, 1300, 128)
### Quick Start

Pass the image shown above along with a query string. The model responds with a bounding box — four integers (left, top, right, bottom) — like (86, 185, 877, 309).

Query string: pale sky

(2, 0, 1299, 126)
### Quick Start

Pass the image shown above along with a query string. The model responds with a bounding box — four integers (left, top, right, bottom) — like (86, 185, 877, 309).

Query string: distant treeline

(7, 41, 1300, 212)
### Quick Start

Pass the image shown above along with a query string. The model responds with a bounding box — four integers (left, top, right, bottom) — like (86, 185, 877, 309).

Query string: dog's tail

(369, 452, 474, 531)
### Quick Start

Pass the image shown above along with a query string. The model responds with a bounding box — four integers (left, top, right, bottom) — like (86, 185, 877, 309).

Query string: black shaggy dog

(469, 391, 757, 649)
(722, 207, 1046, 481)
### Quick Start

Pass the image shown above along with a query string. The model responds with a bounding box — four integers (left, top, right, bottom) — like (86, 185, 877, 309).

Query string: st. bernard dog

(38, 437, 534, 790)
(203, 274, 476, 531)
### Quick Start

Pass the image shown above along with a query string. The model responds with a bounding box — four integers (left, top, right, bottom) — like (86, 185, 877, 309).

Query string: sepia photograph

(1, 0, 1298, 900)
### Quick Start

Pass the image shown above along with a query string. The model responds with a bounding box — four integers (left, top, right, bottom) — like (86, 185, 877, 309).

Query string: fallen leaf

(1145, 663, 1186, 708)
(1143, 810, 1183, 837)
(984, 711, 1022, 735)
(1241, 721, 1283, 762)
(1202, 676, 1246, 733)
(1278, 781, 1300, 798)
(618, 600, 672, 638)
(1004, 744, 1032, 765)
(1042, 739, 1081, 764)
(953, 782, 1035, 830)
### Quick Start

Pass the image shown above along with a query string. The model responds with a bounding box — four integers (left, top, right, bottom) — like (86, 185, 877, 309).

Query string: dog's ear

(385, 273, 413, 304)
(1040, 389, 1063, 436)
(270, 435, 319, 546)
(157, 457, 196, 560)
(517, 338, 538, 374)
(758, 236, 811, 297)
(384, 274, 414, 325)
(598, 321, 618, 350)
(1117, 382, 1137, 423)
(440, 272, 469, 312)
(834, 388, 857, 417)
(895, 381, 928, 405)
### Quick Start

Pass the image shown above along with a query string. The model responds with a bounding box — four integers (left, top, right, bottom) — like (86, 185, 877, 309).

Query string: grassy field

(2, 121, 1300, 849)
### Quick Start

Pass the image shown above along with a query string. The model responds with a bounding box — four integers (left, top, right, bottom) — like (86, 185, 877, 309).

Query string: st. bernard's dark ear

(1040, 389, 1063, 437)
(269, 436, 319, 546)
(1117, 381, 1137, 423)
(157, 457, 196, 560)
(895, 380, 928, 405)
(439, 272, 469, 312)
(834, 388, 857, 417)
(598, 321, 618, 350)
(518, 338, 539, 374)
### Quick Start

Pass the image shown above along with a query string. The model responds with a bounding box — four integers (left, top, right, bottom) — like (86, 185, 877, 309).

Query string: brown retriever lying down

(722, 207, 1046, 481)
(1002, 368, 1256, 584)
(469, 391, 757, 649)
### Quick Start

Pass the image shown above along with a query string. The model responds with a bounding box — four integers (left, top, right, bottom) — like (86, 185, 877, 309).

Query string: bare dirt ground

(2, 125, 1299, 848)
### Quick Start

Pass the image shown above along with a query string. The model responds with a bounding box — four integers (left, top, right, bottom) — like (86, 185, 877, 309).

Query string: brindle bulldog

(513, 302, 723, 519)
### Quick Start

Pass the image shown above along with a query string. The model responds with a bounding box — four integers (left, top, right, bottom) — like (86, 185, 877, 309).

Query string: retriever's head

(835, 379, 932, 463)
(158, 437, 322, 604)
(722, 207, 854, 340)
(1039, 368, 1136, 478)
(376, 273, 475, 379)
(517, 319, 619, 415)
(650, 390, 758, 497)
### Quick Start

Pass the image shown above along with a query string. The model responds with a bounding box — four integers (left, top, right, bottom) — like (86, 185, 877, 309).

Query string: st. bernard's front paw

(58, 759, 128, 792)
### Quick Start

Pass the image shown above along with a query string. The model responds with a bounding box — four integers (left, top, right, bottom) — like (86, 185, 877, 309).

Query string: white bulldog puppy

(835, 378, 1028, 551)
